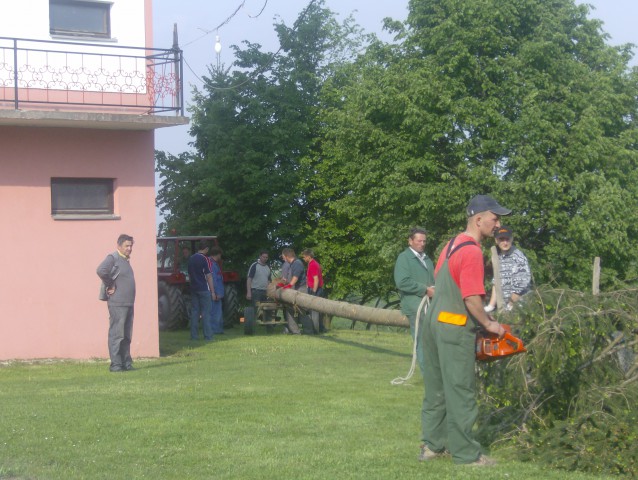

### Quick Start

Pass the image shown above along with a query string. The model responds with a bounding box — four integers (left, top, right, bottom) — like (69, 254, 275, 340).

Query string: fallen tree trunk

(267, 282, 409, 328)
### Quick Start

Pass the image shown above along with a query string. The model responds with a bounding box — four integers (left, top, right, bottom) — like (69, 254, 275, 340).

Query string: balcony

(0, 37, 188, 130)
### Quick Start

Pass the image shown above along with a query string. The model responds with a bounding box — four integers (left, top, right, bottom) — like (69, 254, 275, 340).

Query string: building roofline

(0, 109, 189, 130)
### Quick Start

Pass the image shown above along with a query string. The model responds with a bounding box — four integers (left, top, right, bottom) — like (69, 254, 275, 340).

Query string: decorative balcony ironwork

(0, 37, 184, 116)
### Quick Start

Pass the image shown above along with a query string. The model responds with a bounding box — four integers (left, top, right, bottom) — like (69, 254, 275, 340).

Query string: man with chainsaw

(419, 195, 508, 466)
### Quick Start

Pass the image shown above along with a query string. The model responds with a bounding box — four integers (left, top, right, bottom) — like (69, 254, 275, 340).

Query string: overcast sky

(152, 0, 409, 154)
(152, 0, 638, 155)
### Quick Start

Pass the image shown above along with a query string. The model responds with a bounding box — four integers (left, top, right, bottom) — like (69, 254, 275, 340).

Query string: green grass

(0, 320, 613, 479)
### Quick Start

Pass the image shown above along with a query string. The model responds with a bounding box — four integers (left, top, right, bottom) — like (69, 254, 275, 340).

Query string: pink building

(0, 0, 187, 360)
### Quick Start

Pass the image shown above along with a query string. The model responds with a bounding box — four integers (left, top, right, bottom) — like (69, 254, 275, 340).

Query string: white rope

(391, 294, 430, 386)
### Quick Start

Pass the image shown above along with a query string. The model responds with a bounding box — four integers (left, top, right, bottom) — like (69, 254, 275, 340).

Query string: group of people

(96, 195, 526, 466)
(247, 247, 326, 334)
(394, 195, 531, 467)
(96, 236, 326, 373)
(96, 236, 226, 374)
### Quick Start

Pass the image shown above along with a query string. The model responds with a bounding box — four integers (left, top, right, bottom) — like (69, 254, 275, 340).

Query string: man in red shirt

(302, 249, 325, 333)
(418, 195, 508, 466)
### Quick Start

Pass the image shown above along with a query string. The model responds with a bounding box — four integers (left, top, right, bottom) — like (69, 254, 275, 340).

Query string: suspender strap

(445, 237, 477, 259)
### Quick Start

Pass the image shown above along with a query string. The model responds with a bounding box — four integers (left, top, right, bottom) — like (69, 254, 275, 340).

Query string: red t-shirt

(434, 234, 485, 299)
(306, 259, 324, 289)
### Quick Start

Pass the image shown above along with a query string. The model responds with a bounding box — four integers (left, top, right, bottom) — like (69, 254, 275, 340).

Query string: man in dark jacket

(394, 227, 435, 374)
(97, 234, 136, 372)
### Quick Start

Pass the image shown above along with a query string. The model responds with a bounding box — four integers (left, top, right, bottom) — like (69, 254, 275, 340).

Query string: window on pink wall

(51, 177, 114, 216)
(49, 0, 112, 39)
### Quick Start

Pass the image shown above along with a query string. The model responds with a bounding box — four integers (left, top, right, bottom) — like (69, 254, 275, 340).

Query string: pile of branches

(476, 286, 638, 476)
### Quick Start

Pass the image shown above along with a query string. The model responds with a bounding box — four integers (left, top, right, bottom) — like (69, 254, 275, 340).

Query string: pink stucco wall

(0, 126, 159, 360)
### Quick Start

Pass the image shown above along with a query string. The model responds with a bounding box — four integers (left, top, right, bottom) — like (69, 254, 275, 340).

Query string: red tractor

(156, 236, 241, 331)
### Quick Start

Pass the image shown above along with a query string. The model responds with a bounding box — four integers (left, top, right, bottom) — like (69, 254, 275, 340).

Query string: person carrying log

(280, 248, 305, 334)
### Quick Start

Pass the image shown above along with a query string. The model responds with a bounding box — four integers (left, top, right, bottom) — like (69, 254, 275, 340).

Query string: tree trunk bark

(267, 282, 409, 328)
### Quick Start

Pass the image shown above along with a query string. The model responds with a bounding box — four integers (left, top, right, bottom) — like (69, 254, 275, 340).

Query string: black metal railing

(0, 37, 183, 115)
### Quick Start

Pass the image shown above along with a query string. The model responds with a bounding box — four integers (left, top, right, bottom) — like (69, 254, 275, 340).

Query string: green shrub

(476, 287, 638, 476)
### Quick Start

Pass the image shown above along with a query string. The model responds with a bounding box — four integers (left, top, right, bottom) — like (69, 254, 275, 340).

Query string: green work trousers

(420, 258, 481, 464)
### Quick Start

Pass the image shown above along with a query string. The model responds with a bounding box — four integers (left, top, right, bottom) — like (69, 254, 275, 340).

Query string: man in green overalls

(394, 227, 435, 375)
(418, 195, 509, 466)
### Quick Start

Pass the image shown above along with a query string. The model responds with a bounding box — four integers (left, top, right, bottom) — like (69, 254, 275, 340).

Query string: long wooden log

(267, 282, 409, 328)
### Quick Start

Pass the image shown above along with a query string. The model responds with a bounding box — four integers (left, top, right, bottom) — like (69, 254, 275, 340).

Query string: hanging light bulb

(214, 34, 222, 69)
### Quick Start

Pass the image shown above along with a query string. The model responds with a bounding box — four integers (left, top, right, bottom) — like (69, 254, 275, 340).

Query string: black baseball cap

(495, 226, 513, 239)
(466, 195, 512, 217)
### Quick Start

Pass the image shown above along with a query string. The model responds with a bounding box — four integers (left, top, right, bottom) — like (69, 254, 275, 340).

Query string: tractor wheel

(243, 306, 255, 335)
(223, 282, 241, 328)
(158, 281, 187, 331)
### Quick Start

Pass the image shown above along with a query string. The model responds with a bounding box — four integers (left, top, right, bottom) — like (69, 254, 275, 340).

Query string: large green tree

(307, 0, 638, 298)
(156, 0, 366, 270)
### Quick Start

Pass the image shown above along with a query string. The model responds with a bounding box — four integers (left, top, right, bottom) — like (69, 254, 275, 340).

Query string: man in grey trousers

(97, 234, 136, 372)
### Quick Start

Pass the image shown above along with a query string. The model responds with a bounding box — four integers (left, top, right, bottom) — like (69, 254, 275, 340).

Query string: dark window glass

(50, 0, 111, 38)
(51, 178, 114, 215)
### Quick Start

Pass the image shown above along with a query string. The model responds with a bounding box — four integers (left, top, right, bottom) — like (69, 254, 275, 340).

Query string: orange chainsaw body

(476, 324, 526, 362)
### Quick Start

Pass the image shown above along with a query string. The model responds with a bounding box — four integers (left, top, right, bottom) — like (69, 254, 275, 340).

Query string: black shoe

(124, 364, 134, 371)
(110, 366, 124, 372)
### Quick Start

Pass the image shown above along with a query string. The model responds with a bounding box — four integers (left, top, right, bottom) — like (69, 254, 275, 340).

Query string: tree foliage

(307, 0, 638, 298)
(156, 0, 367, 268)
(157, 0, 638, 296)
(477, 287, 638, 476)
(155, 4, 638, 470)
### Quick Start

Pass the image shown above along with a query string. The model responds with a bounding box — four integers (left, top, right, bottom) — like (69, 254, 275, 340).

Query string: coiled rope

(391, 294, 430, 385)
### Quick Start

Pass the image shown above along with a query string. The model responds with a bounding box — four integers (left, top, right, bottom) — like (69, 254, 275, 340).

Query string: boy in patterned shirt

(484, 226, 532, 312)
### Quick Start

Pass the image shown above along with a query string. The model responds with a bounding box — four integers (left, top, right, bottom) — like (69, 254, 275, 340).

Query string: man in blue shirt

(188, 240, 215, 341)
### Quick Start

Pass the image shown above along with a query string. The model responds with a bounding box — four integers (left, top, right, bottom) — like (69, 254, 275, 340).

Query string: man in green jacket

(394, 227, 435, 375)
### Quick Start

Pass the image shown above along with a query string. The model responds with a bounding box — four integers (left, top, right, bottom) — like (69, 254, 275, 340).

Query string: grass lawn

(0, 320, 613, 479)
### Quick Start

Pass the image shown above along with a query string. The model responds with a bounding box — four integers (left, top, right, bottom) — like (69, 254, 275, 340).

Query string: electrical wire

(246, 0, 269, 18)
(182, 1, 247, 48)
(182, 0, 319, 92)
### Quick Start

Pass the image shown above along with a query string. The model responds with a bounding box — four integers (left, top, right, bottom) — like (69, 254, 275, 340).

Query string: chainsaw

(476, 324, 526, 362)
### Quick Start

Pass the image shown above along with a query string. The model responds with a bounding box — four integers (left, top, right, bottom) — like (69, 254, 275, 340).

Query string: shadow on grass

(159, 325, 246, 357)
(138, 357, 199, 369)
(160, 324, 411, 360)
(315, 334, 411, 359)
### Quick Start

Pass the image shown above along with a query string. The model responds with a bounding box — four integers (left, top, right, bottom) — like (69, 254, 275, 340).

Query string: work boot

(466, 455, 497, 466)
(418, 444, 448, 461)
